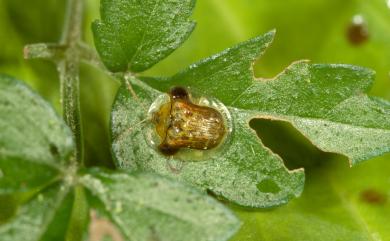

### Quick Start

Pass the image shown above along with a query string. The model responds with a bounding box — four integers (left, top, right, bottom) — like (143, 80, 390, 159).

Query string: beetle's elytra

(152, 87, 226, 156)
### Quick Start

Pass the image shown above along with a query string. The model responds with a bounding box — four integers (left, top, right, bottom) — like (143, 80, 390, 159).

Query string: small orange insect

(152, 87, 226, 155)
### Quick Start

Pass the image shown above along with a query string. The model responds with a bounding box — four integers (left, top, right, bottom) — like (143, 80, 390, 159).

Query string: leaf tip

(264, 29, 276, 42)
(269, 28, 277, 35)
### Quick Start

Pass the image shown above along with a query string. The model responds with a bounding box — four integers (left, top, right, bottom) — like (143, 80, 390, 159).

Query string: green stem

(66, 186, 89, 241)
(59, 0, 84, 164)
(24, 0, 94, 165)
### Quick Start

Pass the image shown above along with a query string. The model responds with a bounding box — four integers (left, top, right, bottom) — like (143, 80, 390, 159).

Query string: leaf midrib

(36, 185, 71, 241)
(128, 0, 161, 67)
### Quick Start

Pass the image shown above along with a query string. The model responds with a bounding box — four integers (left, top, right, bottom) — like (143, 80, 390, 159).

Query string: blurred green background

(0, 0, 389, 240)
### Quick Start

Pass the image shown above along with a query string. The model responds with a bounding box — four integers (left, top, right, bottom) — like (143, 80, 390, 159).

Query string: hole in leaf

(256, 179, 280, 194)
(249, 118, 342, 170)
(49, 143, 59, 157)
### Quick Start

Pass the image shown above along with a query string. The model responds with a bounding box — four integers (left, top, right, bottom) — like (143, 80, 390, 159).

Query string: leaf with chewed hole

(81, 169, 240, 241)
(111, 31, 390, 208)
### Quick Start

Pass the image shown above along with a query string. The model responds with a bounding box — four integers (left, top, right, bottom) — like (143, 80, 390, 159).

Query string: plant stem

(24, 0, 94, 165)
(59, 0, 84, 164)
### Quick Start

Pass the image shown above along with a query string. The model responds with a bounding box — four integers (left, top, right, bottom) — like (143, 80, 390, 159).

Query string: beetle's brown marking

(152, 87, 226, 156)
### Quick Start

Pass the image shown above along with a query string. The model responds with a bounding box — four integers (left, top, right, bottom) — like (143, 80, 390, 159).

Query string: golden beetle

(152, 87, 226, 155)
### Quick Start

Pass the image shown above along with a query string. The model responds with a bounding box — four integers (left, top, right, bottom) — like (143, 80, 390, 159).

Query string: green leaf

(37, 187, 75, 241)
(144, 32, 389, 166)
(0, 195, 19, 224)
(92, 0, 196, 72)
(0, 184, 72, 241)
(111, 31, 390, 208)
(81, 169, 240, 241)
(1, 75, 235, 241)
(0, 184, 88, 241)
(0, 75, 88, 241)
(231, 154, 390, 241)
(0, 74, 74, 194)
